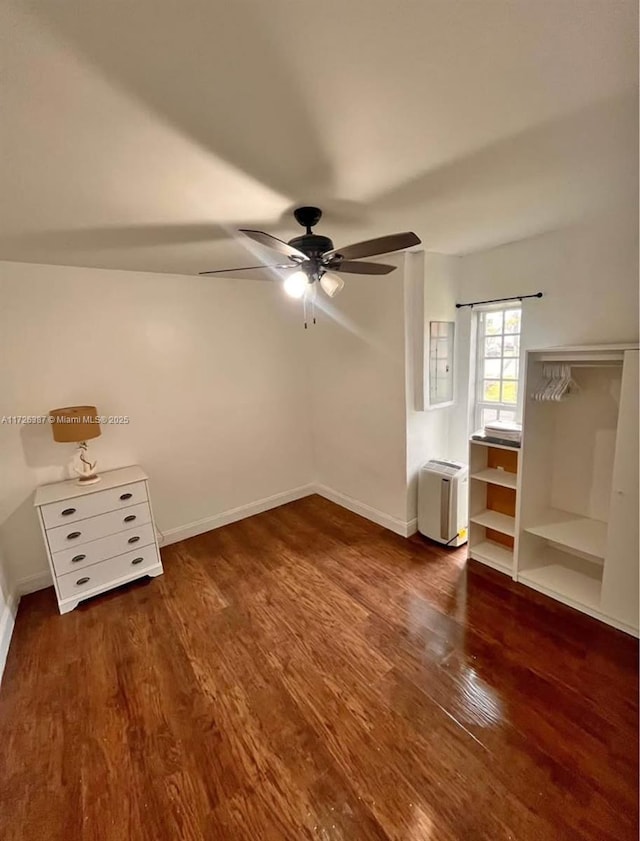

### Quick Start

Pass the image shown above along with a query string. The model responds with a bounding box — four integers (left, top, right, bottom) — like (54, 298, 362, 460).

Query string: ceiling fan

(199, 206, 421, 303)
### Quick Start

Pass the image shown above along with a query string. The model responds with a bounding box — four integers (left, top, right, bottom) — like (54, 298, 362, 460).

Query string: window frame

(473, 302, 522, 431)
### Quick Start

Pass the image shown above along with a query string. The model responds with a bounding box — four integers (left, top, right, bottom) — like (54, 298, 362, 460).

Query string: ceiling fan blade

(329, 260, 396, 275)
(239, 229, 309, 262)
(323, 231, 421, 262)
(199, 264, 295, 276)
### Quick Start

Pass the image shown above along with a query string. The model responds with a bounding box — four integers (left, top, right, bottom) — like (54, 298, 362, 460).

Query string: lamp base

(71, 441, 100, 485)
(75, 475, 101, 486)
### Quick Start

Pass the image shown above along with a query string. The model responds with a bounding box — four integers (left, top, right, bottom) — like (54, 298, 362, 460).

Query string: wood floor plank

(0, 494, 637, 840)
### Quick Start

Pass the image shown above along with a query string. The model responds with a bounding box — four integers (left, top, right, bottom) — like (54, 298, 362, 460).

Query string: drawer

(57, 544, 161, 602)
(47, 502, 152, 552)
(41, 481, 148, 529)
(51, 523, 156, 576)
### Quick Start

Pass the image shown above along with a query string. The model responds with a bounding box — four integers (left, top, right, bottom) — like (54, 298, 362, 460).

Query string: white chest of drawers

(34, 466, 163, 614)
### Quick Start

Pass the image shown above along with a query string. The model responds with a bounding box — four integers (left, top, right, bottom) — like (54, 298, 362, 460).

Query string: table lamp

(49, 406, 102, 485)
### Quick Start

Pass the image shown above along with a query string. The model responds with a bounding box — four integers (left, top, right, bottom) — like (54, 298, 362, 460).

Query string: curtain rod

(455, 292, 543, 309)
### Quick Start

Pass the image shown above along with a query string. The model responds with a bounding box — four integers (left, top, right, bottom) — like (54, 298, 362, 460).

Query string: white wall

(309, 250, 453, 533)
(0, 261, 314, 587)
(309, 255, 412, 533)
(450, 210, 639, 461)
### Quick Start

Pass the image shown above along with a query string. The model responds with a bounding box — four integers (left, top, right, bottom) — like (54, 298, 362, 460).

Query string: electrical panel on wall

(428, 321, 455, 408)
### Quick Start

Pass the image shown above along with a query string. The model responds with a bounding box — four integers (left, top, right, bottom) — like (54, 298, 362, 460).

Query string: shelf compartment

(470, 437, 520, 452)
(469, 540, 513, 573)
(518, 548, 602, 611)
(523, 509, 607, 561)
(470, 468, 517, 489)
(469, 509, 515, 537)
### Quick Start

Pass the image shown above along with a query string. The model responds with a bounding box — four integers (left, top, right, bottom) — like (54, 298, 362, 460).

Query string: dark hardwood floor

(0, 495, 638, 840)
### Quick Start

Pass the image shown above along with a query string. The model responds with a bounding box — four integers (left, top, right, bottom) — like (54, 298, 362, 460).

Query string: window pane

(502, 381, 518, 404)
(502, 358, 518, 380)
(484, 336, 502, 358)
(483, 358, 501, 379)
(475, 306, 522, 430)
(503, 335, 519, 357)
(483, 380, 501, 402)
(504, 309, 521, 334)
(484, 311, 503, 335)
(481, 408, 498, 425)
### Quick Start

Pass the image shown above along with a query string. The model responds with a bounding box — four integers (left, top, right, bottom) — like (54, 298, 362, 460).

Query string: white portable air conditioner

(418, 459, 468, 547)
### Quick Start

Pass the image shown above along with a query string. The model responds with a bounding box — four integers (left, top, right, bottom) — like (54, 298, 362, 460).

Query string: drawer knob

(124, 514, 136, 523)
(120, 492, 133, 501)
(128, 535, 140, 544)
(67, 531, 81, 540)
(131, 557, 144, 565)
(61, 507, 76, 516)
(71, 554, 86, 563)
(76, 577, 90, 586)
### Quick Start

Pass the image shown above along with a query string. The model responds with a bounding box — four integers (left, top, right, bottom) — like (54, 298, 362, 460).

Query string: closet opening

(517, 352, 624, 611)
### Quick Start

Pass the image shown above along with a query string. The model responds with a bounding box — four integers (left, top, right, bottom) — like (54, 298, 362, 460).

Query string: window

(474, 304, 521, 430)
(428, 321, 455, 407)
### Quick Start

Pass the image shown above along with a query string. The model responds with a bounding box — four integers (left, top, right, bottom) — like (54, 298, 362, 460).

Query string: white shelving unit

(467, 437, 519, 576)
(470, 468, 517, 489)
(470, 509, 516, 536)
(469, 540, 514, 571)
(514, 344, 639, 635)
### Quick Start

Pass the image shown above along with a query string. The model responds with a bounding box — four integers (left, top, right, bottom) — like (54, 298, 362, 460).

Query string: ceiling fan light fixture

(319, 272, 345, 298)
(283, 270, 308, 299)
(199, 208, 421, 310)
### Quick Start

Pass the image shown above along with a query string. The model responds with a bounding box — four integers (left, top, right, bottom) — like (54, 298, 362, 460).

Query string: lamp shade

(49, 406, 101, 443)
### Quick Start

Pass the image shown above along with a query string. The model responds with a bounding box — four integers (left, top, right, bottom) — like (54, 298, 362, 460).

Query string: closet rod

(455, 292, 543, 309)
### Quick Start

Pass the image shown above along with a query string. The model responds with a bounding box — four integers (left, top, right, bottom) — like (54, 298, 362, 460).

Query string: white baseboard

(16, 570, 53, 596)
(162, 482, 416, 544)
(405, 518, 418, 537)
(0, 590, 19, 685)
(162, 484, 316, 545)
(314, 484, 416, 538)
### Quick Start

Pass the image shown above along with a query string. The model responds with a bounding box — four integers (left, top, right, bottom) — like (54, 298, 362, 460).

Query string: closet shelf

(469, 510, 515, 537)
(469, 540, 513, 573)
(524, 509, 607, 560)
(470, 468, 517, 489)
(518, 559, 602, 611)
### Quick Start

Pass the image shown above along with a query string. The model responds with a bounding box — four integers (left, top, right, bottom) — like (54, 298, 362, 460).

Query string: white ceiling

(1, 0, 637, 274)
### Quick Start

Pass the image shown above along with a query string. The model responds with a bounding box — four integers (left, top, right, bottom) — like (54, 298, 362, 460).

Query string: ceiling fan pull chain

(303, 292, 308, 329)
